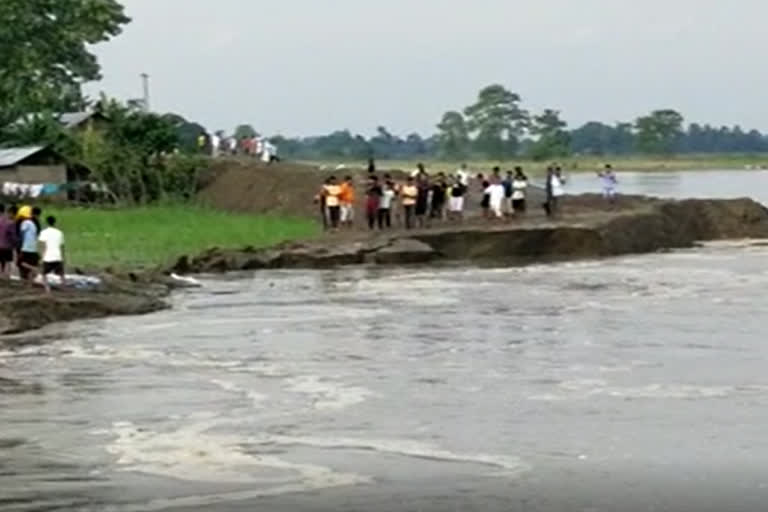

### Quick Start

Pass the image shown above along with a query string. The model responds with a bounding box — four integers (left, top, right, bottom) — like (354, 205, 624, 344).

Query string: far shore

(303, 155, 768, 174)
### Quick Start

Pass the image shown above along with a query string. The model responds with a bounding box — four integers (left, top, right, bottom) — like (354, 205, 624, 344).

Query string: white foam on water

(56, 342, 164, 362)
(105, 420, 368, 490)
(286, 375, 373, 411)
(52, 341, 289, 377)
(528, 380, 768, 401)
(252, 435, 529, 478)
(209, 379, 266, 408)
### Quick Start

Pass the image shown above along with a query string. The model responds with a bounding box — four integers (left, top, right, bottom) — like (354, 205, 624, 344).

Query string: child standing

(378, 180, 396, 229)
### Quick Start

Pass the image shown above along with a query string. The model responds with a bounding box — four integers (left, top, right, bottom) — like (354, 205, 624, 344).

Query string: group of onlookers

(0, 203, 66, 293)
(316, 164, 532, 231)
(197, 132, 279, 163)
(317, 162, 621, 231)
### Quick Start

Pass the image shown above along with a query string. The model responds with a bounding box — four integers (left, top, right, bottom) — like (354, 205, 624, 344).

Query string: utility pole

(141, 73, 150, 112)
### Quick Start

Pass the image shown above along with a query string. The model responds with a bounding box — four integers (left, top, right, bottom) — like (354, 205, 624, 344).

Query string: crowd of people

(316, 164, 535, 231)
(197, 132, 279, 163)
(316, 163, 620, 232)
(0, 203, 66, 293)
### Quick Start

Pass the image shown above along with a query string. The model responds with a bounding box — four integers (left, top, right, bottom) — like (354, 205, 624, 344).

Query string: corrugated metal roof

(12, 111, 98, 129)
(58, 112, 95, 128)
(0, 146, 47, 167)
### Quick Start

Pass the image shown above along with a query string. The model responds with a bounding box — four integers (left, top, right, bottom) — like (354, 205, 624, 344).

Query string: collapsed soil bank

(0, 274, 175, 337)
(172, 197, 768, 273)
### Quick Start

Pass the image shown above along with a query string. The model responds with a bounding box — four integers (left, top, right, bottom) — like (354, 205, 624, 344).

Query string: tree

(234, 124, 257, 139)
(435, 111, 470, 159)
(464, 84, 528, 159)
(634, 109, 684, 154)
(528, 109, 571, 161)
(370, 126, 400, 159)
(0, 0, 131, 126)
(163, 113, 207, 153)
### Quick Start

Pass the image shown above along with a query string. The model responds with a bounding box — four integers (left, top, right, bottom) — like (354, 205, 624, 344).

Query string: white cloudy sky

(86, 0, 767, 136)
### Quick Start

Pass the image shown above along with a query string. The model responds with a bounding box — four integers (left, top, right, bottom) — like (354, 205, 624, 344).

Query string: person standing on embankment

(315, 178, 330, 230)
(414, 173, 430, 228)
(38, 215, 66, 294)
(598, 164, 618, 203)
(544, 166, 566, 217)
(448, 176, 466, 222)
(0, 204, 17, 278)
(378, 180, 396, 229)
(339, 176, 355, 229)
(430, 173, 447, 221)
(365, 175, 383, 230)
(16, 206, 40, 282)
(401, 177, 418, 230)
(512, 167, 529, 215)
(323, 177, 342, 230)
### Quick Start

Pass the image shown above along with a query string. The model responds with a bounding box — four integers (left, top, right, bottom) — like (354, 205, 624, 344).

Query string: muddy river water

(2, 170, 768, 512)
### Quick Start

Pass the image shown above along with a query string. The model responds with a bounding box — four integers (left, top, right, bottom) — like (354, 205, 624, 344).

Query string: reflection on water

(2, 240, 768, 511)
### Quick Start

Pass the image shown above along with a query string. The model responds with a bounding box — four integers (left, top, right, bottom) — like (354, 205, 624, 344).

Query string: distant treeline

(245, 85, 768, 161)
(268, 123, 768, 161)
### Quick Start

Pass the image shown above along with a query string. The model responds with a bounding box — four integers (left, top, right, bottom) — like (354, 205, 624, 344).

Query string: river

(1, 171, 768, 512)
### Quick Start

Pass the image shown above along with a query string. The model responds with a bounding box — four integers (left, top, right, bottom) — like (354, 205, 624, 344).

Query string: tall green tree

(234, 124, 257, 139)
(528, 109, 571, 161)
(0, 0, 130, 126)
(464, 84, 528, 159)
(634, 109, 684, 154)
(436, 111, 470, 159)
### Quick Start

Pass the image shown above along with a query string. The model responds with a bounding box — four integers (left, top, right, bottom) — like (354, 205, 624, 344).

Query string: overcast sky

(85, 0, 768, 137)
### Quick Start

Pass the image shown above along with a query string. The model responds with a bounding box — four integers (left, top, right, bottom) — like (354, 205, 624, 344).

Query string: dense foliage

(1, 98, 206, 203)
(0, 0, 130, 127)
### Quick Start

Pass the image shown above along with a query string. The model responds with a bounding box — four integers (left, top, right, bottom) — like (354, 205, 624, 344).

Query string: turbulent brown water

(2, 171, 768, 512)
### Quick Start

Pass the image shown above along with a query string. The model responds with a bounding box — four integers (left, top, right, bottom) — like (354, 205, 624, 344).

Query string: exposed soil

(171, 197, 768, 273)
(197, 158, 409, 219)
(0, 275, 171, 337)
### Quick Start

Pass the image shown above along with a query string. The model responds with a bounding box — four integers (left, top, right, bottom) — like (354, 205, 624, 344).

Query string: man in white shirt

(210, 133, 221, 157)
(38, 215, 66, 293)
(486, 179, 506, 219)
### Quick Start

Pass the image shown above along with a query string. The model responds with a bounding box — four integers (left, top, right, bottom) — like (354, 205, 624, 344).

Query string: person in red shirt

(365, 175, 383, 230)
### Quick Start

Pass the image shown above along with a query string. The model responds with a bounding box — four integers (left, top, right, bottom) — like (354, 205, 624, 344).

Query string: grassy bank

(305, 154, 768, 174)
(43, 204, 319, 269)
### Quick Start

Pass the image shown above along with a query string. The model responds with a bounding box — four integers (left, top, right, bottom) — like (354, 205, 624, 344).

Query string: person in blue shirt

(16, 205, 40, 281)
(502, 170, 514, 216)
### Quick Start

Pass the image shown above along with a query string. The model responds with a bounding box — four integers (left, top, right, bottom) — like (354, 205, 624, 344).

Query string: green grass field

(42, 204, 319, 270)
(305, 154, 768, 175)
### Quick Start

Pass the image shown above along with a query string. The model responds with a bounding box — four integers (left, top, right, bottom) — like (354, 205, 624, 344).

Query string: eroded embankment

(4, 196, 767, 337)
(171, 198, 768, 273)
(0, 275, 172, 337)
